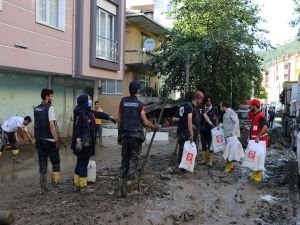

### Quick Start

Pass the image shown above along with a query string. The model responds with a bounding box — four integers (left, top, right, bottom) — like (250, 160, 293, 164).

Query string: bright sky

(252, 0, 298, 46)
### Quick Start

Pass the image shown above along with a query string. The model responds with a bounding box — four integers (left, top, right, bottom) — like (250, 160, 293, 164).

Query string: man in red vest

(249, 99, 268, 182)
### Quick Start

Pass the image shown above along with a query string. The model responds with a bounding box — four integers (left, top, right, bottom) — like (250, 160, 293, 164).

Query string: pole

(230, 75, 233, 107)
(137, 100, 168, 190)
(186, 54, 190, 92)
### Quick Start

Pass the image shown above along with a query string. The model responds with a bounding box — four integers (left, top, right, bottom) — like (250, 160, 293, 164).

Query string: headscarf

(74, 93, 89, 114)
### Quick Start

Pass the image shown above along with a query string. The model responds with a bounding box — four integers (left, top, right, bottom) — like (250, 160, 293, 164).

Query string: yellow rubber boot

(200, 151, 208, 164)
(0, 152, 2, 157)
(52, 171, 61, 187)
(79, 177, 88, 188)
(250, 171, 257, 180)
(207, 153, 214, 167)
(224, 162, 234, 173)
(254, 170, 262, 182)
(73, 174, 79, 192)
(12, 149, 19, 156)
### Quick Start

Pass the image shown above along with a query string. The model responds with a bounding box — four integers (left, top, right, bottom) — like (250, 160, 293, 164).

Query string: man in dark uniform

(34, 88, 60, 194)
(118, 80, 159, 197)
(192, 91, 204, 154)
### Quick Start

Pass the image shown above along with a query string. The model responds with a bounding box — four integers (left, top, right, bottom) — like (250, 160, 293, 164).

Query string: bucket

(87, 160, 96, 183)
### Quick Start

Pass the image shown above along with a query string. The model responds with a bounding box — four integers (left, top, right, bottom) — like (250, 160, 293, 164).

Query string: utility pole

(186, 54, 190, 92)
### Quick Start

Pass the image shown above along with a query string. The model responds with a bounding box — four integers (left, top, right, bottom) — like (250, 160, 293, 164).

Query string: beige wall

(0, 0, 73, 75)
(98, 95, 122, 118)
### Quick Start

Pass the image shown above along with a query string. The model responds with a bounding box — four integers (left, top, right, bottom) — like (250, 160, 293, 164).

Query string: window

(36, 0, 65, 30)
(141, 32, 151, 49)
(0, 0, 3, 11)
(96, 0, 117, 62)
(140, 76, 150, 89)
(101, 80, 122, 95)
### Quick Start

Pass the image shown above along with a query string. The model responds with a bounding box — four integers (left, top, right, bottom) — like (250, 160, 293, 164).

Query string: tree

(291, 0, 300, 39)
(149, 0, 270, 103)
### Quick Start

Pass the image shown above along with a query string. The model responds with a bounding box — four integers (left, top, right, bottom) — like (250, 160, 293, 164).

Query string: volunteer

(0, 116, 33, 159)
(34, 89, 60, 194)
(192, 91, 204, 154)
(118, 80, 159, 197)
(94, 100, 104, 146)
(249, 99, 268, 182)
(72, 94, 114, 193)
(176, 92, 194, 166)
(219, 101, 241, 172)
(202, 96, 218, 167)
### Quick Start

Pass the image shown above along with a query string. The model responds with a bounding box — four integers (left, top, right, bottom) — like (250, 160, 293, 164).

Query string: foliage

(149, 0, 271, 104)
(254, 86, 267, 99)
(140, 87, 158, 97)
(291, 0, 300, 39)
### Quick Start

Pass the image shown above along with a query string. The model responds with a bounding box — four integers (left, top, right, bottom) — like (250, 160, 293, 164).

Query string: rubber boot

(126, 180, 133, 193)
(79, 177, 94, 194)
(118, 178, 127, 197)
(0, 151, 2, 157)
(12, 149, 21, 163)
(207, 152, 214, 167)
(250, 171, 257, 180)
(52, 171, 61, 188)
(200, 151, 208, 164)
(40, 174, 49, 194)
(73, 174, 80, 192)
(254, 170, 262, 182)
(224, 162, 234, 173)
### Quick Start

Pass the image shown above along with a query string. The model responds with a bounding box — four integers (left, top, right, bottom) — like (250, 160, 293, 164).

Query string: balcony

(125, 50, 153, 65)
(96, 35, 118, 62)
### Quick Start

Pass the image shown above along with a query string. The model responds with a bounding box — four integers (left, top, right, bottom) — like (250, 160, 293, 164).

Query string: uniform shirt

(1, 116, 28, 132)
(177, 102, 193, 139)
(45, 106, 56, 142)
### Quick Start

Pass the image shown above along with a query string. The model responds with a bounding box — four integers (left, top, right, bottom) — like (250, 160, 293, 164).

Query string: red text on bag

(216, 135, 223, 143)
(248, 150, 256, 160)
(186, 153, 193, 163)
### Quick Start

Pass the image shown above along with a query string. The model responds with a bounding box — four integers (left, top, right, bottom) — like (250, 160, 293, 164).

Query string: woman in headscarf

(71, 94, 112, 193)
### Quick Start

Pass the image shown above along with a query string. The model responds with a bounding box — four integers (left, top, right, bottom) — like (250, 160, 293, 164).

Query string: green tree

(291, 0, 300, 39)
(150, 0, 270, 103)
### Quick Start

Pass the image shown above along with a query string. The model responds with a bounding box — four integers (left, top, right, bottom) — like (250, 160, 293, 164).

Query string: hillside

(259, 40, 300, 68)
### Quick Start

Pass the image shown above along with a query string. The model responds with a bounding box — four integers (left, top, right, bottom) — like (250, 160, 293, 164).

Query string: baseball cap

(194, 91, 204, 100)
(251, 99, 260, 107)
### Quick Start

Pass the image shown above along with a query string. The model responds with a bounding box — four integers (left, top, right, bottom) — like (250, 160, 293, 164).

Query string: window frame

(101, 79, 122, 95)
(36, 0, 66, 31)
(139, 75, 150, 89)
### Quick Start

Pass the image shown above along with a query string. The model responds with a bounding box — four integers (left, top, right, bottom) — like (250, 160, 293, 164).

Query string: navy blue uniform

(201, 106, 218, 152)
(119, 96, 144, 180)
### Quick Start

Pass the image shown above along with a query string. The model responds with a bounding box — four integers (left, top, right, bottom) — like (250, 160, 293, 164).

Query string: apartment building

(0, 0, 125, 136)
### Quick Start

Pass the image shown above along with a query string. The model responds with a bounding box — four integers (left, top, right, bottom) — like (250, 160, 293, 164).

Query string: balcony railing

(96, 35, 118, 62)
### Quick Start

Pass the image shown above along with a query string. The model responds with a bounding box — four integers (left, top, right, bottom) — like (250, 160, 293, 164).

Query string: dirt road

(0, 137, 298, 225)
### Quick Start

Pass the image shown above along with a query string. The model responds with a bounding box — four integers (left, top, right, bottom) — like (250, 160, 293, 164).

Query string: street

(0, 134, 298, 225)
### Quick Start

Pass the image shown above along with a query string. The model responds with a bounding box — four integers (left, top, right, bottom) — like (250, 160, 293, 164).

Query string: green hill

(259, 40, 300, 68)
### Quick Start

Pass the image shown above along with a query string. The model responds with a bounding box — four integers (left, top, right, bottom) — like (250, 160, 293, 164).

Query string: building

(0, 0, 125, 136)
(126, 0, 174, 29)
(124, 11, 166, 103)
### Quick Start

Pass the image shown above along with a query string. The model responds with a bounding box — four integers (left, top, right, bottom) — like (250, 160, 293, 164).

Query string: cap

(77, 93, 88, 105)
(251, 99, 260, 107)
(129, 80, 141, 93)
(194, 91, 204, 100)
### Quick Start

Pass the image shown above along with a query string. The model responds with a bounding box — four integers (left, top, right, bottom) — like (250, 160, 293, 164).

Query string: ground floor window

(101, 79, 122, 95)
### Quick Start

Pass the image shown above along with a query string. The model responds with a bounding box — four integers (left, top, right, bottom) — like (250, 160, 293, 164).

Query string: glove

(209, 123, 215, 129)
(76, 138, 82, 151)
(110, 118, 117, 124)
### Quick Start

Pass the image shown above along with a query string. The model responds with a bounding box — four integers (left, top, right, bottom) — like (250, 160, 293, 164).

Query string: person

(118, 80, 159, 197)
(202, 96, 218, 167)
(72, 95, 115, 193)
(268, 107, 275, 128)
(0, 116, 33, 159)
(192, 91, 204, 155)
(94, 101, 104, 146)
(176, 92, 194, 166)
(249, 99, 268, 182)
(34, 88, 60, 194)
(219, 101, 241, 172)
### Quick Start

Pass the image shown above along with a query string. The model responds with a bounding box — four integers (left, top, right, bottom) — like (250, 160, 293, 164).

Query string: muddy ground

(0, 134, 299, 225)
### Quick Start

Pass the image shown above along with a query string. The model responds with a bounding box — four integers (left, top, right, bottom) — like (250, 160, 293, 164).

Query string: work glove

(153, 125, 160, 132)
(76, 138, 82, 151)
(110, 117, 117, 124)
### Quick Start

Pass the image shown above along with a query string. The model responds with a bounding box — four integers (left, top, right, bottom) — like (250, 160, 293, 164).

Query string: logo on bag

(216, 135, 223, 143)
(248, 150, 256, 160)
(186, 153, 193, 163)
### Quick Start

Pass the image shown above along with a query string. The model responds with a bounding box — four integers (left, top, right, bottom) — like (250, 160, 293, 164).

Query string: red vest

(250, 111, 268, 143)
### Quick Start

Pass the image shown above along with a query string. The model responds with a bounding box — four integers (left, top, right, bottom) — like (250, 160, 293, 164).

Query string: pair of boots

(73, 174, 94, 194)
(118, 178, 134, 197)
(40, 171, 61, 194)
(224, 162, 234, 173)
(250, 170, 263, 182)
(200, 151, 214, 167)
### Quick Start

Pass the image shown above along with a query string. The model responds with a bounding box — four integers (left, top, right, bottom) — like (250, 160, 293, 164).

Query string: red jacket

(250, 111, 268, 145)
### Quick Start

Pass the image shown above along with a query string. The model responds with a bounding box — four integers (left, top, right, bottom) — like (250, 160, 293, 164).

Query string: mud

(0, 136, 298, 225)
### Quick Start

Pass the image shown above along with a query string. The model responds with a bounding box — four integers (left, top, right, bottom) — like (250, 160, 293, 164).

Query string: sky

(252, 0, 298, 46)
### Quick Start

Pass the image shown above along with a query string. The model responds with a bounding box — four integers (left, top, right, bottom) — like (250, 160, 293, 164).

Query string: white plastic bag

(87, 160, 97, 182)
(223, 136, 245, 162)
(179, 141, 197, 172)
(242, 140, 266, 171)
(211, 127, 226, 153)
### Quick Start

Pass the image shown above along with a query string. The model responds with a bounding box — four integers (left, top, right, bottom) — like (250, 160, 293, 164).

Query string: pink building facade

(0, 0, 125, 136)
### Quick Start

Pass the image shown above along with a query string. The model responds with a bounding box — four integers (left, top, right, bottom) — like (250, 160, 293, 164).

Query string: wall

(98, 95, 122, 118)
(0, 0, 73, 75)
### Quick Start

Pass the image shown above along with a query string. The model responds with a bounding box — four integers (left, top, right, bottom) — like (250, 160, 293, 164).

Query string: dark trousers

(268, 118, 274, 128)
(75, 157, 90, 177)
(0, 131, 17, 151)
(36, 139, 60, 174)
(120, 136, 142, 180)
(201, 130, 213, 152)
(95, 125, 102, 139)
